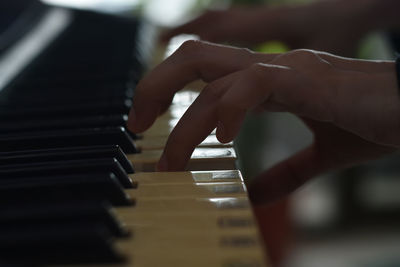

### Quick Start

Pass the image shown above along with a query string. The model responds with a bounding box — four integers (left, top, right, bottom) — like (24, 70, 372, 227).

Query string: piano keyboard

(0, 2, 268, 266)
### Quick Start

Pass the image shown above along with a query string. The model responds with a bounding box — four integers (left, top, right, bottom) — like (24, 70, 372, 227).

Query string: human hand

(127, 40, 399, 203)
(161, 0, 382, 57)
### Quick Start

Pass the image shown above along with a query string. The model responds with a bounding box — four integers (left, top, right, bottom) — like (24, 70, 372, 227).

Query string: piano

(0, 1, 268, 266)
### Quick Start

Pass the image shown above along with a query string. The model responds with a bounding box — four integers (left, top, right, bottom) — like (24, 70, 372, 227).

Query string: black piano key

(0, 223, 125, 264)
(0, 2, 48, 54)
(16, 71, 132, 88)
(6, 83, 134, 101)
(0, 88, 134, 110)
(0, 127, 138, 153)
(8, 79, 133, 93)
(28, 57, 134, 75)
(0, 99, 132, 120)
(0, 5, 152, 265)
(3, 89, 133, 106)
(0, 173, 133, 206)
(0, 114, 128, 133)
(0, 201, 130, 237)
(25, 57, 133, 73)
(0, 158, 135, 188)
(0, 145, 134, 173)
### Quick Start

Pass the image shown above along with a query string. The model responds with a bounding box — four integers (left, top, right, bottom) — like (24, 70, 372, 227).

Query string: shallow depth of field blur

(41, 0, 400, 266)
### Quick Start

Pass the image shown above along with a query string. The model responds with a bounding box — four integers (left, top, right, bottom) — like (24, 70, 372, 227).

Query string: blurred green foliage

(231, 0, 266, 5)
(256, 40, 289, 53)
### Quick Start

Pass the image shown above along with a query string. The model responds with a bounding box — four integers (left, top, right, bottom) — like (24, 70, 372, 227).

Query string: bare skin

(127, 40, 400, 204)
(161, 0, 400, 57)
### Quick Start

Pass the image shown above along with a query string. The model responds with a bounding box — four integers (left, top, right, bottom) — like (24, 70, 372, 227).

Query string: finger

(216, 63, 293, 143)
(157, 84, 222, 171)
(158, 62, 292, 171)
(248, 145, 324, 205)
(127, 41, 278, 133)
(315, 50, 394, 74)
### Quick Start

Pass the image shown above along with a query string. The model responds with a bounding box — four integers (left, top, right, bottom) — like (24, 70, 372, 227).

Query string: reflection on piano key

(133, 169, 244, 184)
(136, 134, 233, 150)
(128, 147, 237, 172)
(0, 7, 73, 91)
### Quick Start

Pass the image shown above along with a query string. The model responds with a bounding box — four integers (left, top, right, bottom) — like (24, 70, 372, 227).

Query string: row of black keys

(0, 5, 150, 265)
(0, 145, 137, 265)
(1, 201, 128, 265)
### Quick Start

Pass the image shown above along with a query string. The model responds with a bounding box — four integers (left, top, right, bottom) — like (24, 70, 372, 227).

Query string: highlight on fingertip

(216, 121, 233, 144)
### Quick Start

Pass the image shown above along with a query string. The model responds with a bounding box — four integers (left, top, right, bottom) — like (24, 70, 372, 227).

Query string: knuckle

(273, 49, 331, 72)
(240, 47, 254, 56)
(246, 63, 284, 98)
(287, 49, 320, 61)
(174, 40, 209, 70)
(201, 82, 225, 100)
(217, 94, 232, 110)
(249, 62, 267, 73)
(136, 79, 172, 107)
(247, 63, 269, 83)
(176, 39, 205, 56)
(287, 49, 333, 75)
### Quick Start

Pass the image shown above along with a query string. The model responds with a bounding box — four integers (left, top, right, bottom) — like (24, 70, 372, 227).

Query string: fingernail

(157, 155, 168, 171)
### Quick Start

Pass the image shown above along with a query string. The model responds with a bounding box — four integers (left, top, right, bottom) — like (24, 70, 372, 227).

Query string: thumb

(248, 145, 324, 204)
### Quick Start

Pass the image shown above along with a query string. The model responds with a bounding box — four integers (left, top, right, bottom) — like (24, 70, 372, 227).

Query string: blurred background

(17, 0, 400, 266)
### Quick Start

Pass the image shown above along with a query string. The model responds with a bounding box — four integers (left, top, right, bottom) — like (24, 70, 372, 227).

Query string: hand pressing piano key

(129, 147, 237, 172)
(136, 134, 232, 150)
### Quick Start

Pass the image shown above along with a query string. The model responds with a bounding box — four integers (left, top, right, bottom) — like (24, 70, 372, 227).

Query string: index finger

(127, 40, 277, 133)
